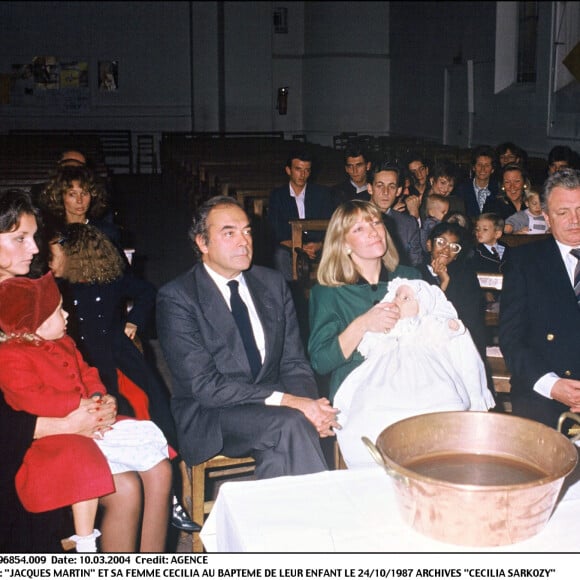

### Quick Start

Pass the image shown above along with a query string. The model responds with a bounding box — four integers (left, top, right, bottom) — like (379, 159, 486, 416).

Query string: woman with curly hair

(39, 165, 122, 250)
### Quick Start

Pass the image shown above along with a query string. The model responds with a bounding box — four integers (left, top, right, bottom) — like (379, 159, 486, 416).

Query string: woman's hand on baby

(363, 302, 400, 334)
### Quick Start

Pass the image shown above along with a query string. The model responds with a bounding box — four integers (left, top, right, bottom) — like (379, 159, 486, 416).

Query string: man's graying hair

(544, 168, 580, 205)
(188, 195, 245, 259)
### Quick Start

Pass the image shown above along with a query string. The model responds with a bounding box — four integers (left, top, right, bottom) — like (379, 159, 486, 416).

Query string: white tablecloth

(200, 461, 580, 552)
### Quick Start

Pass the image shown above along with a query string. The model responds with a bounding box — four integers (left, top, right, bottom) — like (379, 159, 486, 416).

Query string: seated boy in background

(472, 212, 510, 312)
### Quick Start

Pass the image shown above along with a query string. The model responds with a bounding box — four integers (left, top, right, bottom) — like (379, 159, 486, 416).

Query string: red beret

(0, 273, 62, 335)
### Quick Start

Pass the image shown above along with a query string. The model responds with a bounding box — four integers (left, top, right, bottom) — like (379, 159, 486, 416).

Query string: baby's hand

(448, 319, 460, 331)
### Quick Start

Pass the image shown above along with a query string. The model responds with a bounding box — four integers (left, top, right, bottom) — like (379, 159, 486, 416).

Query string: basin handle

(557, 412, 580, 442)
(361, 436, 408, 485)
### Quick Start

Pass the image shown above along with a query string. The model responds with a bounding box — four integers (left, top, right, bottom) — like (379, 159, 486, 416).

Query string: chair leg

(191, 463, 206, 553)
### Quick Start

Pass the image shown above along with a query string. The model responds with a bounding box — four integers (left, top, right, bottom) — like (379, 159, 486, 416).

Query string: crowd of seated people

(2, 138, 580, 553)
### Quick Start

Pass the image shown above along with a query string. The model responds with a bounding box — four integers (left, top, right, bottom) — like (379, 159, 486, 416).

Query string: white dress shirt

(289, 184, 306, 219)
(203, 263, 283, 405)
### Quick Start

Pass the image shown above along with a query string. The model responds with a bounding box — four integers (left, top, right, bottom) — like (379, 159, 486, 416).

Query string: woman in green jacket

(308, 200, 421, 401)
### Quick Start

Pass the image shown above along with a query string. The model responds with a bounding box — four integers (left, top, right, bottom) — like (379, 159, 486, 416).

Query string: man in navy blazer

(157, 196, 337, 478)
(499, 169, 580, 428)
(268, 150, 335, 280)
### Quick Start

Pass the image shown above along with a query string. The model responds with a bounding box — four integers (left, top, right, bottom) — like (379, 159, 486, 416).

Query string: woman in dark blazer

(483, 163, 529, 221)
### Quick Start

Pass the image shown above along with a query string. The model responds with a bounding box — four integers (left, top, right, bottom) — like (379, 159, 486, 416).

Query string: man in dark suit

(499, 169, 580, 428)
(367, 161, 423, 268)
(156, 196, 338, 479)
(268, 150, 335, 281)
(330, 145, 372, 206)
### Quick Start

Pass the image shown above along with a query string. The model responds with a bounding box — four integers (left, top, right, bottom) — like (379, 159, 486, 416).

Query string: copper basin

(367, 411, 578, 547)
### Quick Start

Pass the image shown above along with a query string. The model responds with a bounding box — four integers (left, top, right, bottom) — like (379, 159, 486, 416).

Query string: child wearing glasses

(334, 277, 495, 468)
(419, 221, 487, 357)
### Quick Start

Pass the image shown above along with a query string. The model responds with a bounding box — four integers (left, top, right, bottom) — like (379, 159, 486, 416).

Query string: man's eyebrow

(219, 223, 251, 231)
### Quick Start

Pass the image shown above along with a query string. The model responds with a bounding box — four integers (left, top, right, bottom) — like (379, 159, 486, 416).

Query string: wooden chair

(333, 438, 347, 470)
(500, 233, 551, 248)
(477, 272, 503, 327)
(289, 219, 329, 281)
(179, 455, 256, 552)
(235, 189, 270, 219)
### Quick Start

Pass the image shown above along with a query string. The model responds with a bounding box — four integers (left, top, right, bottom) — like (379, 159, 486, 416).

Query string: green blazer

(308, 265, 420, 401)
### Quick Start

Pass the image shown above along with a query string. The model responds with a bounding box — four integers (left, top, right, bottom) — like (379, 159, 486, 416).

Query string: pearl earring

(346, 248, 352, 255)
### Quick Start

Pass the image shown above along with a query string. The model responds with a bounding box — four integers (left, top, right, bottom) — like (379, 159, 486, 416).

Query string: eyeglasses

(433, 237, 462, 254)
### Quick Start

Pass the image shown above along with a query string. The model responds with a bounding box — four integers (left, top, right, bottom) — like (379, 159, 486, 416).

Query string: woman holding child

(308, 200, 421, 402)
(0, 189, 165, 553)
(309, 201, 494, 468)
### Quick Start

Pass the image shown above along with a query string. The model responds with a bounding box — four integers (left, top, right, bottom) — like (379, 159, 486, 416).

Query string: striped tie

(571, 249, 580, 308)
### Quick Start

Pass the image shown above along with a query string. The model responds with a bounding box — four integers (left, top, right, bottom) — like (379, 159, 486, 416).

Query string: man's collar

(350, 180, 368, 193)
(289, 183, 306, 197)
(203, 262, 243, 286)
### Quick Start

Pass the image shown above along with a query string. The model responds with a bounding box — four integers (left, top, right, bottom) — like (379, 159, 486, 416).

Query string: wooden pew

(289, 219, 329, 282)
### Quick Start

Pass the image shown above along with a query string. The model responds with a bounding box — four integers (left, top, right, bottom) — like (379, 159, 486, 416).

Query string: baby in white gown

(335, 278, 495, 469)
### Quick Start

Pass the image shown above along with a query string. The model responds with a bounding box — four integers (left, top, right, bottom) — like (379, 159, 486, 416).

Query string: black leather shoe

(171, 497, 202, 533)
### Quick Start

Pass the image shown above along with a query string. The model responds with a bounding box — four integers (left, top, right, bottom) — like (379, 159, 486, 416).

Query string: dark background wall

(1, 1, 579, 157)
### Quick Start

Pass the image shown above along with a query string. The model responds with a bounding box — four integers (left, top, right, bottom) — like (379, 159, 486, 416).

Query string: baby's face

(394, 285, 419, 318)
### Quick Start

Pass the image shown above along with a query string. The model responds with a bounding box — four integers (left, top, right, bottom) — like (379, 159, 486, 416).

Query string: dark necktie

(227, 280, 262, 379)
(571, 249, 580, 308)
(491, 246, 500, 259)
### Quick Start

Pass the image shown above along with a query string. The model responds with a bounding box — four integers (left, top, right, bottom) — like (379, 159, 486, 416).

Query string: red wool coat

(0, 335, 115, 512)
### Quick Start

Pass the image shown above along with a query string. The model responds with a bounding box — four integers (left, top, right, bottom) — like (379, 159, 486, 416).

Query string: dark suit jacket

(420, 259, 487, 357)
(499, 238, 580, 427)
(382, 208, 423, 267)
(455, 178, 499, 218)
(471, 242, 510, 274)
(483, 196, 524, 221)
(156, 263, 318, 466)
(268, 183, 335, 243)
(330, 179, 371, 207)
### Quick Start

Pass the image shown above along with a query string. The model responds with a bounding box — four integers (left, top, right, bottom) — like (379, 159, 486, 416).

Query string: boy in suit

(472, 212, 510, 274)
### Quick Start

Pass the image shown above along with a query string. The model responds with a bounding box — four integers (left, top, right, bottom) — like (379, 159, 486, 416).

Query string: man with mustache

(157, 196, 338, 479)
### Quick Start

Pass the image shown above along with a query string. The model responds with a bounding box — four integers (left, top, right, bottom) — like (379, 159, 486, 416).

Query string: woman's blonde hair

(317, 200, 399, 287)
(52, 223, 124, 284)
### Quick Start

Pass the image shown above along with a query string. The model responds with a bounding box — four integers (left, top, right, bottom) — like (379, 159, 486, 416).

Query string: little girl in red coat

(0, 273, 172, 552)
